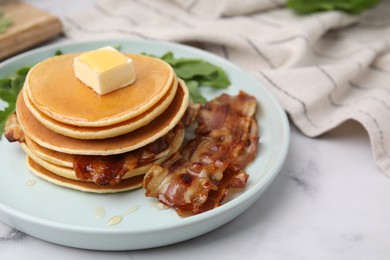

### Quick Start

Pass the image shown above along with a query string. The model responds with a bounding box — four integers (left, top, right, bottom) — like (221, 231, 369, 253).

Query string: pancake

(25, 53, 174, 127)
(26, 157, 144, 193)
(9, 49, 192, 194)
(25, 137, 73, 168)
(16, 79, 189, 155)
(22, 126, 185, 181)
(24, 76, 179, 139)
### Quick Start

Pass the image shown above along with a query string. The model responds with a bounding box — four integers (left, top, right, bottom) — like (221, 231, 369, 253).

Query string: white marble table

(1, 1, 390, 259)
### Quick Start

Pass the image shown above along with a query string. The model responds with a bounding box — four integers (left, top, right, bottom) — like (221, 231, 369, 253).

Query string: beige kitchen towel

(63, 0, 390, 176)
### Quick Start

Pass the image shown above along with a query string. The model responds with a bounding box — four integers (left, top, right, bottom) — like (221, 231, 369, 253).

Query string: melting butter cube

(74, 46, 136, 95)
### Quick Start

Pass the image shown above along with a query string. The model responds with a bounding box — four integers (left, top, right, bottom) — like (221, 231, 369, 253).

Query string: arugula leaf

(287, 0, 383, 14)
(0, 66, 31, 138)
(0, 105, 14, 136)
(173, 61, 217, 79)
(150, 52, 230, 103)
(113, 44, 122, 51)
(0, 78, 11, 88)
(185, 80, 207, 104)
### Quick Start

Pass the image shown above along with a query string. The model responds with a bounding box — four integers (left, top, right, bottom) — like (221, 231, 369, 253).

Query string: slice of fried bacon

(73, 123, 184, 186)
(4, 113, 25, 143)
(143, 91, 259, 216)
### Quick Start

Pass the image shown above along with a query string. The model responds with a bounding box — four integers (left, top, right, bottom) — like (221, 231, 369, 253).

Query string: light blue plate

(0, 40, 289, 250)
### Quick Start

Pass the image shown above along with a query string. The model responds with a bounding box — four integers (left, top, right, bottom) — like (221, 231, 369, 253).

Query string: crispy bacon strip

(180, 102, 201, 127)
(4, 113, 25, 143)
(73, 123, 184, 186)
(143, 91, 259, 216)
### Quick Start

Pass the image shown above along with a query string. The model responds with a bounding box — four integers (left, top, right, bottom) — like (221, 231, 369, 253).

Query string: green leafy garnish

(55, 49, 63, 56)
(0, 10, 13, 34)
(287, 0, 383, 14)
(186, 80, 207, 104)
(113, 44, 122, 51)
(150, 52, 230, 103)
(0, 66, 30, 137)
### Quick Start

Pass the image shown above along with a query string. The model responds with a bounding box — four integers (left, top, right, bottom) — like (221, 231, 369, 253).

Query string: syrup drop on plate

(107, 215, 123, 226)
(106, 205, 140, 226)
(152, 201, 169, 211)
(25, 179, 37, 186)
(94, 206, 105, 219)
(124, 205, 140, 216)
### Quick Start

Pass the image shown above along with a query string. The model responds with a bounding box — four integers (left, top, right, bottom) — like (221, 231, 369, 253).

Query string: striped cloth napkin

(63, 0, 390, 177)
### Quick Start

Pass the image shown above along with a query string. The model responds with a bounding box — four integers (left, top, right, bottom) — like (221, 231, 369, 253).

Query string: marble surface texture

(1, 1, 390, 259)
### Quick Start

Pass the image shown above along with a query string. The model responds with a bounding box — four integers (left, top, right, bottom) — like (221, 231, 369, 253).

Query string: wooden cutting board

(0, 0, 62, 60)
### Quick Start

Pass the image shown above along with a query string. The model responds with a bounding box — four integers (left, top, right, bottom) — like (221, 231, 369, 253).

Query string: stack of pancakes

(15, 53, 189, 193)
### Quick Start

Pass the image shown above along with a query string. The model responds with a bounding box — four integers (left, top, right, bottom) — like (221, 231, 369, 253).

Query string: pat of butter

(74, 46, 136, 95)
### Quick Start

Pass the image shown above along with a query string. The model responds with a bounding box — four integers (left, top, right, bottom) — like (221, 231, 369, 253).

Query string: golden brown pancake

(13, 50, 191, 194)
(26, 157, 144, 193)
(25, 53, 174, 127)
(25, 137, 73, 168)
(24, 76, 179, 139)
(16, 79, 189, 155)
